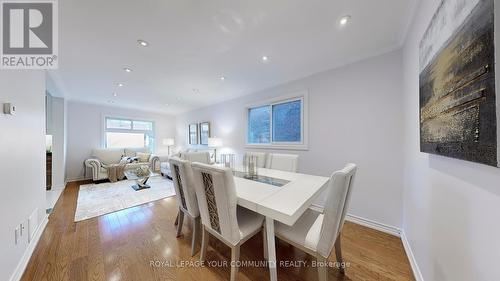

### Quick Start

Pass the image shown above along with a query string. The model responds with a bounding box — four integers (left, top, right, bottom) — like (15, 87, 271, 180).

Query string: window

(246, 94, 307, 149)
(104, 117, 155, 151)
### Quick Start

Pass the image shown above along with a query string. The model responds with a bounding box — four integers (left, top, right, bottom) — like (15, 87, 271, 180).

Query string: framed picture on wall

(189, 123, 198, 145)
(199, 122, 210, 145)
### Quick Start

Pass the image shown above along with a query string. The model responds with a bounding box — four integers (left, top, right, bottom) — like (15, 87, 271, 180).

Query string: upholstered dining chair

(265, 153, 299, 172)
(243, 151, 267, 168)
(274, 163, 357, 281)
(191, 162, 265, 281)
(169, 157, 201, 256)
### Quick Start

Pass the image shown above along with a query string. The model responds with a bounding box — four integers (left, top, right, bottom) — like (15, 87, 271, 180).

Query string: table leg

(265, 217, 277, 281)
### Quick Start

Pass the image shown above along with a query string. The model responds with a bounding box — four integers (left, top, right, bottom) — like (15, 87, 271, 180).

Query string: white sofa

(160, 150, 211, 178)
(85, 147, 160, 181)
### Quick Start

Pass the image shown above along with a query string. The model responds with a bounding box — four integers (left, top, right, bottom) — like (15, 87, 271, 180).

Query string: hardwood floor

(22, 181, 415, 281)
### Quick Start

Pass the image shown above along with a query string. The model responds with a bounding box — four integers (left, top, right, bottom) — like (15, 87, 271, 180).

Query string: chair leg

(176, 210, 184, 238)
(230, 244, 241, 281)
(317, 256, 328, 281)
(174, 210, 179, 226)
(262, 225, 268, 259)
(334, 235, 345, 274)
(200, 225, 209, 262)
(191, 217, 200, 257)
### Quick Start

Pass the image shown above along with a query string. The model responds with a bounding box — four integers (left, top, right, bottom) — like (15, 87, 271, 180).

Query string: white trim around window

(244, 90, 309, 150)
(101, 115, 156, 152)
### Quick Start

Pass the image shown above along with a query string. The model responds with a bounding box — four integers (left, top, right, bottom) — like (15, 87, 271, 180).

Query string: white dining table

(231, 166, 330, 281)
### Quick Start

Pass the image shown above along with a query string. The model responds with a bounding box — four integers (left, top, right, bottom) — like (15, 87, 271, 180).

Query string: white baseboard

(346, 213, 401, 237)
(401, 230, 424, 281)
(50, 184, 66, 190)
(9, 214, 49, 281)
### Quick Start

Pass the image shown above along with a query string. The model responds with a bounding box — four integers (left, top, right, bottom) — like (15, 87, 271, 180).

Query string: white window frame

(102, 116, 156, 152)
(244, 91, 309, 150)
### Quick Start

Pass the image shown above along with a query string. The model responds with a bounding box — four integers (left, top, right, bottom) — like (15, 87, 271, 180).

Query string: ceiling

(49, 0, 417, 115)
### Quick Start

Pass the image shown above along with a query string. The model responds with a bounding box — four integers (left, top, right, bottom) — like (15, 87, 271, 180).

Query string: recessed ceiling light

(220, 76, 226, 81)
(123, 67, 132, 73)
(117, 83, 124, 87)
(112, 93, 117, 97)
(340, 15, 351, 26)
(137, 39, 149, 47)
(262, 56, 269, 62)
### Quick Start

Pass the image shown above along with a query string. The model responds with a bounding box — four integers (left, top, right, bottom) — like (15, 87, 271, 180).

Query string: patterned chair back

(317, 163, 357, 258)
(191, 162, 241, 246)
(169, 157, 199, 218)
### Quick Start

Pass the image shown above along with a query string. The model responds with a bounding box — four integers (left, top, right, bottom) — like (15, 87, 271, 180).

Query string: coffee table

(124, 169, 161, 191)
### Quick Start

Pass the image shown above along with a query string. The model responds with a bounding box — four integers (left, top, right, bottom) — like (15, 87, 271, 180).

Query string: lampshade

(208, 137, 223, 148)
(162, 138, 175, 146)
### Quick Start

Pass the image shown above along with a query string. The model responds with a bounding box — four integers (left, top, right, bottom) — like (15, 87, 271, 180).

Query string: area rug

(74, 177, 175, 222)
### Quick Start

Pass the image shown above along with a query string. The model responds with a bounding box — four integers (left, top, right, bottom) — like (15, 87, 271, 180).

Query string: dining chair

(274, 163, 357, 281)
(243, 151, 267, 168)
(169, 157, 201, 256)
(265, 153, 299, 172)
(191, 162, 265, 281)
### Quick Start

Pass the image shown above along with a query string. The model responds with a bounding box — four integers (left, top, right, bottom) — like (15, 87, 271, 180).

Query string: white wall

(46, 96, 66, 189)
(66, 101, 176, 180)
(0, 71, 46, 281)
(176, 50, 405, 228)
(402, 1, 500, 281)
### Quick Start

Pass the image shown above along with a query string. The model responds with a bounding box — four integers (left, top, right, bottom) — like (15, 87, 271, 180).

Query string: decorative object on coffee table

(124, 165, 160, 191)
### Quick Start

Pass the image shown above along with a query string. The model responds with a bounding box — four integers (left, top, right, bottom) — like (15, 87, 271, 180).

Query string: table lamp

(208, 137, 223, 163)
(162, 138, 175, 155)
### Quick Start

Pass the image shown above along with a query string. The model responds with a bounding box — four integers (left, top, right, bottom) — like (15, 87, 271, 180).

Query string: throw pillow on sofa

(136, 152, 151, 162)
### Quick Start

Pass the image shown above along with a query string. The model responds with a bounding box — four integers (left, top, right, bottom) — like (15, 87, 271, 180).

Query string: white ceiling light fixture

(262, 56, 269, 62)
(117, 83, 124, 87)
(339, 15, 351, 26)
(123, 67, 132, 73)
(137, 39, 149, 47)
(220, 76, 226, 81)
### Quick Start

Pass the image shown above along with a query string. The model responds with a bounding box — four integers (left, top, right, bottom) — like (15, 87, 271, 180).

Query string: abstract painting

(419, 0, 498, 167)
